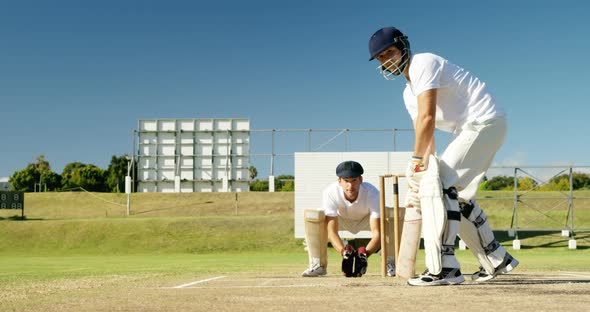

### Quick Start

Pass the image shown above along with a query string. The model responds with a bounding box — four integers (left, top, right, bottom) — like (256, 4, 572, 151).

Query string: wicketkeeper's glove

(341, 244, 356, 277)
(353, 246, 368, 277)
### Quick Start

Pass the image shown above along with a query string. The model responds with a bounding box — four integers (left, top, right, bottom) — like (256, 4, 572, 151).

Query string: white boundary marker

(173, 276, 226, 289)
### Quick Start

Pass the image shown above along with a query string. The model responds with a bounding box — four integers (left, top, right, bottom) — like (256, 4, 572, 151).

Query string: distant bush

(250, 180, 269, 191)
(480, 172, 590, 191)
(249, 175, 294, 192)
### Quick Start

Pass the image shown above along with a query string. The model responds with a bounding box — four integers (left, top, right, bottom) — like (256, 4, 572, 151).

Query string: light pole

(125, 156, 132, 216)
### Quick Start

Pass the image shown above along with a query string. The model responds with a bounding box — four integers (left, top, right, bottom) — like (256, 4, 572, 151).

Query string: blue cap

(336, 161, 364, 178)
(368, 27, 407, 61)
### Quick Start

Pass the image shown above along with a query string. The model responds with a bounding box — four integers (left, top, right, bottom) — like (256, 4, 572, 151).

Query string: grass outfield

(0, 191, 589, 310)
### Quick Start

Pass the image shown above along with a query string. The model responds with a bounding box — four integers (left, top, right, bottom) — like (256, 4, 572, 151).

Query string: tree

(276, 174, 295, 192)
(9, 155, 60, 192)
(572, 172, 590, 189)
(517, 177, 537, 191)
(41, 170, 62, 191)
(61, 162, 107, 192)
(480, 175, 513, 190)
(249, 166, 258, 180)
(250, 180, 268, 191)
(106, 155, 134, 193)
(34, 155, 50, 174)
(9, 165, 38, 192)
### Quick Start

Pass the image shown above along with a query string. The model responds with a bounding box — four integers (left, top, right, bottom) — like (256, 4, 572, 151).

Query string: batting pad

(419, 161, 445, 275)
(459, 200, 507, 274)
(304, 209, 328, 269)
(419, 155, 461, 275)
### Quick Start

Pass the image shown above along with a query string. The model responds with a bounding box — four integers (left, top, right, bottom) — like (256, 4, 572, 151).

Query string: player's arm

(413, 88, 437, 160)
(365, 217, 381, 256)
(326, 216, 345, 254)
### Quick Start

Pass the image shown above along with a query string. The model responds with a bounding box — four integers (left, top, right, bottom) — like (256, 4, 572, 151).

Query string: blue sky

(1, 1, 589, 179)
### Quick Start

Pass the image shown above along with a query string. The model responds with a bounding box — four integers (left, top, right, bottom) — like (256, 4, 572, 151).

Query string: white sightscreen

(294, 151, 412, 238)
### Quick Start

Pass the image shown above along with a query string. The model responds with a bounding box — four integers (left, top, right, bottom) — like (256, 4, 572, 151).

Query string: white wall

(294, 151, 412, 238)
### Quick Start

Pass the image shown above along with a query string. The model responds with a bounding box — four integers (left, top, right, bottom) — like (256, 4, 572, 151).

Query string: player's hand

(341, 244, 355, 260)
(406, 156, 426, 191)
(404, 187, 420, 208)
(353, 247, 368, 277)
(341, 244, 356, 277)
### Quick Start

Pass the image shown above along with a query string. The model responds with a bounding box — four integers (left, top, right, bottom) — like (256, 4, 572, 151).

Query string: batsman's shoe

(496, 253, 519, 275)
(471, 253, 519, 282)
(301, 263, 327, 277)
(470, 267, 494, 282)
(407, 268, 464, 286)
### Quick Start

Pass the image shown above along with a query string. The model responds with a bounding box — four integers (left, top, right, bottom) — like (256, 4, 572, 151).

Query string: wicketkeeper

(302, 161, 391, 277)
(368, 26, 519, 286)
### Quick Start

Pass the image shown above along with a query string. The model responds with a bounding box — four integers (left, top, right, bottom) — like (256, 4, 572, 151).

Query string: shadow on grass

(133, 201, 216, 215)
(484, 273, 590, 285)
(493, 230, 590, 249)
(0, 216, 45, 221)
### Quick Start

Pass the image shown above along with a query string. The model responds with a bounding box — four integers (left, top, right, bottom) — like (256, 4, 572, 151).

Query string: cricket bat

(396, 206, 422, 279)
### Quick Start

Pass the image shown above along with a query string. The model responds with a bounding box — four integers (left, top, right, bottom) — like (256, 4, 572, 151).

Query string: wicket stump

(379, 174, 405, 277)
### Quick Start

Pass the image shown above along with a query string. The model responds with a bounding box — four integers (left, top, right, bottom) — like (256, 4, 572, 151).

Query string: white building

(0, 177, 11, 191)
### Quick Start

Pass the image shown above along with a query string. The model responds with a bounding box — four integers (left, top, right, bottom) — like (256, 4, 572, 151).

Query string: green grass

(0, 191, 588, 279)
(0, 214, 299, 256)
(1, 192, 589, 311)
(0, 248, 588, 287)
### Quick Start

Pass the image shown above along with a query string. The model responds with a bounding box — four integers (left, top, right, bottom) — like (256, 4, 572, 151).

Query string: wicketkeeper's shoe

(386, 259, 396, 277)
(301, 263, 327, 277)
(471, 253, 519, 282)
(407, 268, 465, 286)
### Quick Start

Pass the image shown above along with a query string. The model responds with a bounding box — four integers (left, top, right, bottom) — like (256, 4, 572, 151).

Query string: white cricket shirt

(402, 53, 505, 133)
(322, 181, 380, 220)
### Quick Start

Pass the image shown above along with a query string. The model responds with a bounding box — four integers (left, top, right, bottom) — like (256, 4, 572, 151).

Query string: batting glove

(404, 187, 420, 208)
(353, 247, 368, 277)
(406, 156, 426, 191)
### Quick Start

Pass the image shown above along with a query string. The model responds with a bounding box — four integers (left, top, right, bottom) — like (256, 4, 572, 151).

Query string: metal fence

(248, 128, 590, 243)
(249, 128, 414, 177)
(481, 166, 590, 240)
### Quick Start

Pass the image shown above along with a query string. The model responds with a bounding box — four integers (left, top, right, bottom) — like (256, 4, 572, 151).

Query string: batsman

(368, 26, 519, 286)
(301, 161, 391, 277)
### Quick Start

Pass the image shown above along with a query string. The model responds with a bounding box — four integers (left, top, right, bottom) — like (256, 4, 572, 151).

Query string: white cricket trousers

(439, 116, 507, 200)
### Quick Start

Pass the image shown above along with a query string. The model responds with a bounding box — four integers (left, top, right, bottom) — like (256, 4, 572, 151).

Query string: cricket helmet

(368, 27, 410, 61)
